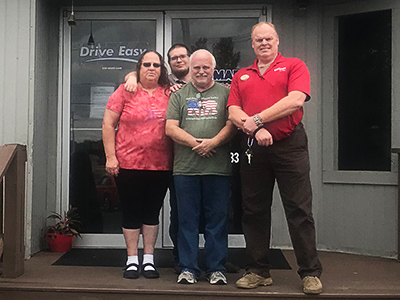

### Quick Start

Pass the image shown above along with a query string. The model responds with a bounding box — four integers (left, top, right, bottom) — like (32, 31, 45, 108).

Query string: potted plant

(45, 207, 82, 252)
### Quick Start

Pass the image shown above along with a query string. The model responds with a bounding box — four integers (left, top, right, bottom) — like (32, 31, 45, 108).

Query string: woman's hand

(106, 156, 120, 176)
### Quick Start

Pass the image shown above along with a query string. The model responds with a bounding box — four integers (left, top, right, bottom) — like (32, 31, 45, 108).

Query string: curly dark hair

(136, 50, 169, 87)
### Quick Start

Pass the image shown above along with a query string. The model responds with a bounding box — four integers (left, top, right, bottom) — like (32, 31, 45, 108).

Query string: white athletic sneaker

(177, 271, 197, 284)
(208, 271, 227, 285)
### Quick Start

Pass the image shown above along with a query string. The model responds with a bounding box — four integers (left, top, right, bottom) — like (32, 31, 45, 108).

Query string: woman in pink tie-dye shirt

(102, 51, 172, 280)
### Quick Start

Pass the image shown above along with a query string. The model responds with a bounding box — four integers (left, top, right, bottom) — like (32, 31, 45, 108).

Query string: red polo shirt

(227, 53, 311, 141)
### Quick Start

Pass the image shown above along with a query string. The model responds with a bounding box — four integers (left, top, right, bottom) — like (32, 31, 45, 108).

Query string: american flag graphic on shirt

(187, 99, 218, 117)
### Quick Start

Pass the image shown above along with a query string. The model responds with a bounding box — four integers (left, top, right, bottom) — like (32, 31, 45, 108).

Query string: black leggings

(115, 169, 171, 229)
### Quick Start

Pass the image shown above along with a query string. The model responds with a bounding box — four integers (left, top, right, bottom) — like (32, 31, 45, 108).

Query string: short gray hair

(190, 49, 217, 69)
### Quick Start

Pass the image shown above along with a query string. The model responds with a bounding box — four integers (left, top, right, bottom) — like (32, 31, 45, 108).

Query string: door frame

(59, 6, 270, 249)
(59, 10, 164, 248)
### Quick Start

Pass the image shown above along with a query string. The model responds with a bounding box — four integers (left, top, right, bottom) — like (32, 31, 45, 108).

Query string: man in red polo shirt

(227, 22, 323, 295)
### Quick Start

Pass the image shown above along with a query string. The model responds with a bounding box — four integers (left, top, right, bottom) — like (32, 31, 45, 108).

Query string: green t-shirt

(166, 82, 232, 176)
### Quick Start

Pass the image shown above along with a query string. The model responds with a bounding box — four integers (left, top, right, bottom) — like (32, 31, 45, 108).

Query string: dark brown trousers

(240, 123, 322, 279)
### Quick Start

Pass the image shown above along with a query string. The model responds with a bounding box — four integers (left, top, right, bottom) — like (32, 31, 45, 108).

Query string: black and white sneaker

(208, 271, 227, 285)
(177, 271, 197, 284)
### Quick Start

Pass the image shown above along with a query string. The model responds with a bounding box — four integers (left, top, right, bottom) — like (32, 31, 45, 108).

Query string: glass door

(162, 10, 268, 248)
(61, 11, 163, 248)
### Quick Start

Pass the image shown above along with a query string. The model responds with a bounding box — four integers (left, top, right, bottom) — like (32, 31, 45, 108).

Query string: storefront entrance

(60, 7, 268, 248)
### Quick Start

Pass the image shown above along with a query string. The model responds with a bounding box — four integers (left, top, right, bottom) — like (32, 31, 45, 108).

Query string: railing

(0, 144, 26, 278)
(392, 148, 400, 262)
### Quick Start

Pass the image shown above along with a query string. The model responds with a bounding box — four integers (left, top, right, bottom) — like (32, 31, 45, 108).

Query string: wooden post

(0, 144, 26, 278)
(392, 148, 400, 262)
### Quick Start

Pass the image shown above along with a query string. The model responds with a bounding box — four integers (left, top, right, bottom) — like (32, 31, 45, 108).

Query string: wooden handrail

(0, 145, 20, 178)
(392, 148, 400, 262)
(0, 144, 26, 278)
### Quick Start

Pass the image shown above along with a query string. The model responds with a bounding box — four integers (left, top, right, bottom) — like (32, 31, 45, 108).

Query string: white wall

(0, 0, 35, 258)
(0, 0, 61, 256)
(30, 0, 61, 254)
(0, 0, 33, 145)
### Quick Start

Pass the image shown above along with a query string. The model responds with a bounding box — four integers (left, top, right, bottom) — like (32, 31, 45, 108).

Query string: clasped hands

(241, 116, 273, 147)
(192, 139, 216, 158)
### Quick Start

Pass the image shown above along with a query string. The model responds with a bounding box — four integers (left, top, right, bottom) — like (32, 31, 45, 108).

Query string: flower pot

(46, 233, 74, 252)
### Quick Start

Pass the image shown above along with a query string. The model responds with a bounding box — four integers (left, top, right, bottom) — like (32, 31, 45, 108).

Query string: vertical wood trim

(2, 144, 26, 278)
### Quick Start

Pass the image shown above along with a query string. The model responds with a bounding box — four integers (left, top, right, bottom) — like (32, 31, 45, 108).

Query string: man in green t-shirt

(166, 49, 236, 285)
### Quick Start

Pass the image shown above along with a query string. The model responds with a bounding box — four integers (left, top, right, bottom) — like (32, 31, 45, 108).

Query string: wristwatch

(253, 114, 263, 127)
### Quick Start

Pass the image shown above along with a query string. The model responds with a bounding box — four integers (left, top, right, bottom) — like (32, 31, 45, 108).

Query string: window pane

(338, 10, 391, 171)
(70, 20, 156, 233)
(172, 18, 258, 84)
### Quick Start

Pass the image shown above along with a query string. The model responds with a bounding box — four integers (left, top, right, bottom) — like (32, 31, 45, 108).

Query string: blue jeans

(174, 175, 230, 277)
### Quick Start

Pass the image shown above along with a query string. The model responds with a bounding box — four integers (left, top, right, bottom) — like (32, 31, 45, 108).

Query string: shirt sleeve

(287, 59, 311, 101)
(106, 84, 126, 113)
(166, 92, 181, 121)
(227, 72, 242, 108)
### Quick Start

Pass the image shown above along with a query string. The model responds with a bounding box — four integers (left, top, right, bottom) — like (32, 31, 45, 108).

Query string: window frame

(322, 0, 400, 185)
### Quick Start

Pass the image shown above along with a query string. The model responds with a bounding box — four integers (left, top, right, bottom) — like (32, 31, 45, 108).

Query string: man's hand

(254, 128, 273, 147)
(124, 73, 138, 93)
(192, 139, 217, 158)
(170, 84, 183, 93)
(241, 116, 259, 135)
(105, 156, 120, 176)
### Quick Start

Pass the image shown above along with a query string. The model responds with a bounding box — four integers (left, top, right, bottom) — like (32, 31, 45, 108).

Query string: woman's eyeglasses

(142, 62, 161, 68)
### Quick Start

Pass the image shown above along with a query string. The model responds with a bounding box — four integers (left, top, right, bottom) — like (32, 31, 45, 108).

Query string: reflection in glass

(172, 18, 258, 84)
(70, 20, 157, 233)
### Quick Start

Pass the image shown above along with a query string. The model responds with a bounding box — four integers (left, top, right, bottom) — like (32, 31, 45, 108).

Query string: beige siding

(0, 0, 35, 258)
(0, 0, 33, 145)
(319, 0, 400, 258)
(321, 184, 397, 257)
(29, 0, 60, 254)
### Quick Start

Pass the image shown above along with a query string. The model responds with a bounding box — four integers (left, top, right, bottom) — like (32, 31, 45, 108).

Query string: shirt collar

(247, 52, 283, 72)
(169, 73, 187, 85)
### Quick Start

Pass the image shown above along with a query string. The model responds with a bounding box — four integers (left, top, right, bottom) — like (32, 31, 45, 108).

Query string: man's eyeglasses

(170, 54, 188, 61)
(142, 62, 161, 68)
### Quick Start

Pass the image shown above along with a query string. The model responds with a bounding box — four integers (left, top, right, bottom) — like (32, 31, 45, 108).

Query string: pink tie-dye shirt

(106, 84, 173, 171)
